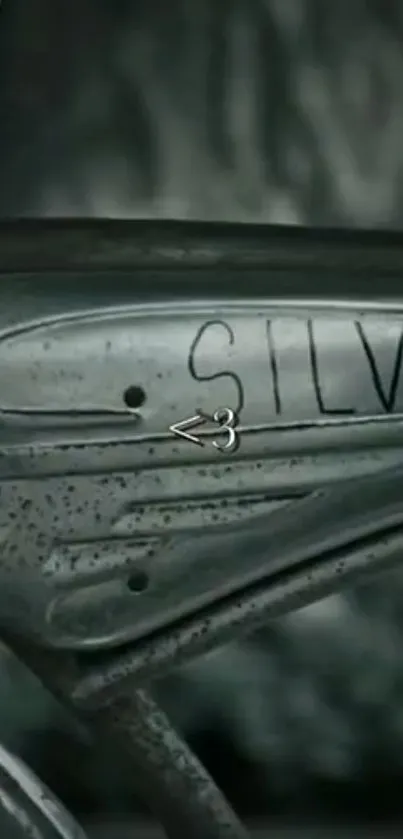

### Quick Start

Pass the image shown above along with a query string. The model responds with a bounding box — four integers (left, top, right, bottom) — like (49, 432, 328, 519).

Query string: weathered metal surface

(1, 220, 403, 652)
(4, 218, 403, 839)
(89, 689, 249, 839)
(4, 637, 249, 839)
(0, 219, 403, 275)
(66, 464, 403, 708)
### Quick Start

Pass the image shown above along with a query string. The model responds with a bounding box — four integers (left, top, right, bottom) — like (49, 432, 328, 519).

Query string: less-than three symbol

(169, 414, 206, 446)
(169, 408, 240, 453)
(211, 407, 239, 453)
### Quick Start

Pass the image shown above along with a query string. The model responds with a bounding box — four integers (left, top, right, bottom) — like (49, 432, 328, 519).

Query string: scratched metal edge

(0, 219, 403, 278)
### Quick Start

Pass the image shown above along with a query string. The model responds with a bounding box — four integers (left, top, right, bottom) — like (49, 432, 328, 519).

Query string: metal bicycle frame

(2, 219, 403, 839)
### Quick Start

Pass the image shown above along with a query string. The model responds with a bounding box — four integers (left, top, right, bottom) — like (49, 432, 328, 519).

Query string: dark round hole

(127, 570, 149, 594)
(123, 385, 146, 409)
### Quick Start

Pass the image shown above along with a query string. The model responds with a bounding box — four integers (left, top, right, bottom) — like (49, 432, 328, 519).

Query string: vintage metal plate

(1, 221, 403, 651)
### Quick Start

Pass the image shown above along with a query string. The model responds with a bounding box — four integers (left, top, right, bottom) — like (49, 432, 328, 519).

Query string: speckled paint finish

(3, 220, 403, 839)
(1, 221, 403, 656)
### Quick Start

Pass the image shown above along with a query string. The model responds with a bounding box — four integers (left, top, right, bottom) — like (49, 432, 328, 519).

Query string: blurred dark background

(2, 1, 403, 836)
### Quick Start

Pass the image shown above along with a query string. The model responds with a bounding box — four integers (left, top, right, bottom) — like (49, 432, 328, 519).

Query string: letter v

(355, 320, 403, 413)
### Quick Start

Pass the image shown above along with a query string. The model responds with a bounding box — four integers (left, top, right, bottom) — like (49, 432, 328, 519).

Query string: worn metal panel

(1, 221, 403, 651)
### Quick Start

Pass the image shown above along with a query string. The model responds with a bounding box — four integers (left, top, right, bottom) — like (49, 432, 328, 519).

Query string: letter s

(188, 320, 244, 415)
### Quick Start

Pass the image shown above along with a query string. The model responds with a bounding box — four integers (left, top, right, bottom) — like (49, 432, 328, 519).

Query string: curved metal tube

(90, 688, 249, 839)
(0, 741, 87, 838)
(1, 636, 251, 839)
